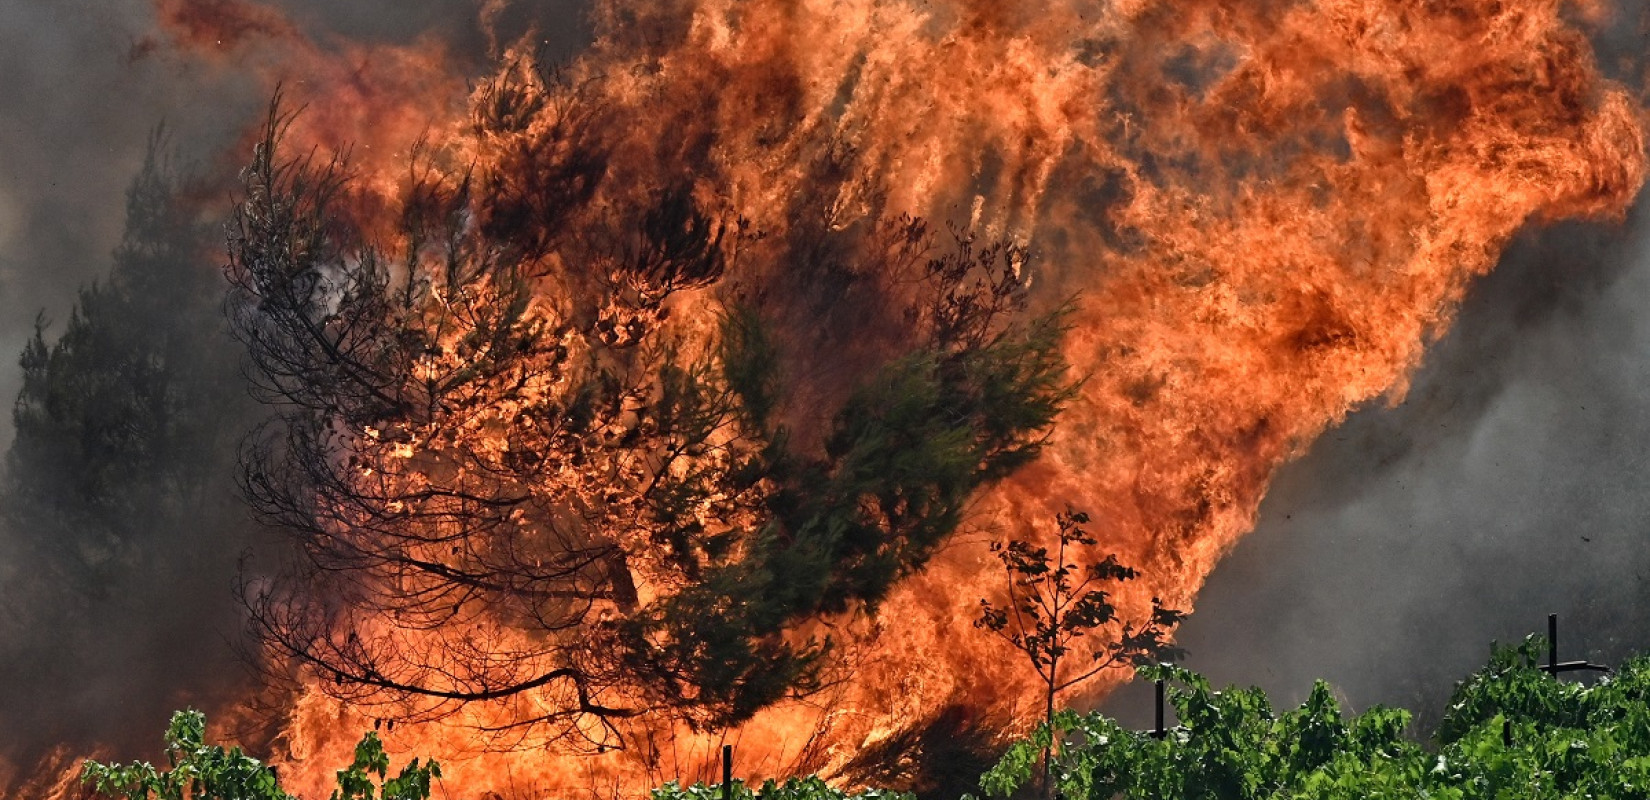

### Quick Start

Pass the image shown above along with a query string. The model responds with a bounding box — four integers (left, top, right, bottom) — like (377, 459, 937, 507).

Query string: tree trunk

(1042, 675, 1056, 800)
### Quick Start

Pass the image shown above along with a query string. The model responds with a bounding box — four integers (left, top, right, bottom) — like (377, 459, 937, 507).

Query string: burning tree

(228, 74, 1076, 748)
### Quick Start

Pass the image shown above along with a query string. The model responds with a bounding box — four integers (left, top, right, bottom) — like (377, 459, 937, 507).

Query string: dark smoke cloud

(0, 3, 271, 775)
(0, 1, 243, 450)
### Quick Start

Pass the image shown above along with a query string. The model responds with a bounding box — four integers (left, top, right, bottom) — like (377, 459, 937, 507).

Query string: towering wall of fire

(14, 0, 1650, 796)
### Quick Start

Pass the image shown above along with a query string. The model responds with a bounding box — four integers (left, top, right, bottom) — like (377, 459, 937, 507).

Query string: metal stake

(1549, 613, 1559, 673)
(1151, 677, 1167, 739)
(722, 744, 733, 800)
(1539, 613, 1609, 676)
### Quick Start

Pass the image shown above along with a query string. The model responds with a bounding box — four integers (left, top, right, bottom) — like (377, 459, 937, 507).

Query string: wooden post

(722, 744, 733, 800)
(1540, 613, 1609, 676)
(1548, 613, 1559, 673)
(1151, 677, 1167, 739)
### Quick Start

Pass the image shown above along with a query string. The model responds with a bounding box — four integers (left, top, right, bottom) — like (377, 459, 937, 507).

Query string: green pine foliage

(8, 138, 246, 589)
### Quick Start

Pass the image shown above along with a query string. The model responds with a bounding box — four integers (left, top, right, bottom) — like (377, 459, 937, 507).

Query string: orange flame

(122, 0, 1649, 796)
(148, 0, 472, 209)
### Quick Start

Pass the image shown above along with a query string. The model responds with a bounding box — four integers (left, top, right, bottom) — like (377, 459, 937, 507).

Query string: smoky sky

(0, 0, 238, 453)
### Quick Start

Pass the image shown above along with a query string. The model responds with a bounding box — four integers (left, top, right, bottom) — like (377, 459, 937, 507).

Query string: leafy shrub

(85, 636, 1650, 800)
(80, 710, 439, 800)
(651, 776, 913, 800)
(979, 638, 1650, 799)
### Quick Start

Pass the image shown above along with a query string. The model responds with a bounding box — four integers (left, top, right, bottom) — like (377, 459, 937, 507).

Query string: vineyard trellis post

(1150, 676, 1167, 740)
(722, 744, 733, 800)
(1540, 613, 1608, 676)
(1500, 613, 1609, 749)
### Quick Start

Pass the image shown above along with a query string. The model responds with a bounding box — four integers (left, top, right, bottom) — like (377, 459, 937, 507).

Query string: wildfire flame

(78, 0, 1650, 796)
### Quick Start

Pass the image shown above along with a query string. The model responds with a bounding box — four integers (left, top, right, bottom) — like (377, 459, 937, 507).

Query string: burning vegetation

(230, 91, 1075, 744)
(2, 0, 1649, 796)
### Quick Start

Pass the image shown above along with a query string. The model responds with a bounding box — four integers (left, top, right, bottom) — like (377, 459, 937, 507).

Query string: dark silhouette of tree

(0, 134, 264, 774)
(10, 140, 240, 577)
(228, 79, 1077, 748)
(976, 508, 1183, 795)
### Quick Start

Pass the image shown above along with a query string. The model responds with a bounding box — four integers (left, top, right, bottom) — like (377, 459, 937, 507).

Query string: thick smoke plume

(0, 3, 273, 790)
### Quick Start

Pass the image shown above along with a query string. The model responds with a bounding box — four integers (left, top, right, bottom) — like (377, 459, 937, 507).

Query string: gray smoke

(0, 3, 261, 781)
(1104, 170, 1650, 734)
(0, 1, 240, 451)
(0, 0, 591, 783)
(0, 0, 591, 450)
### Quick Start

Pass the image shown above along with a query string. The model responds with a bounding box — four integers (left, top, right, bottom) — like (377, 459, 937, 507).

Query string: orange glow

(115, 0, 1650, 796)
(150, 0, 471, 214)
